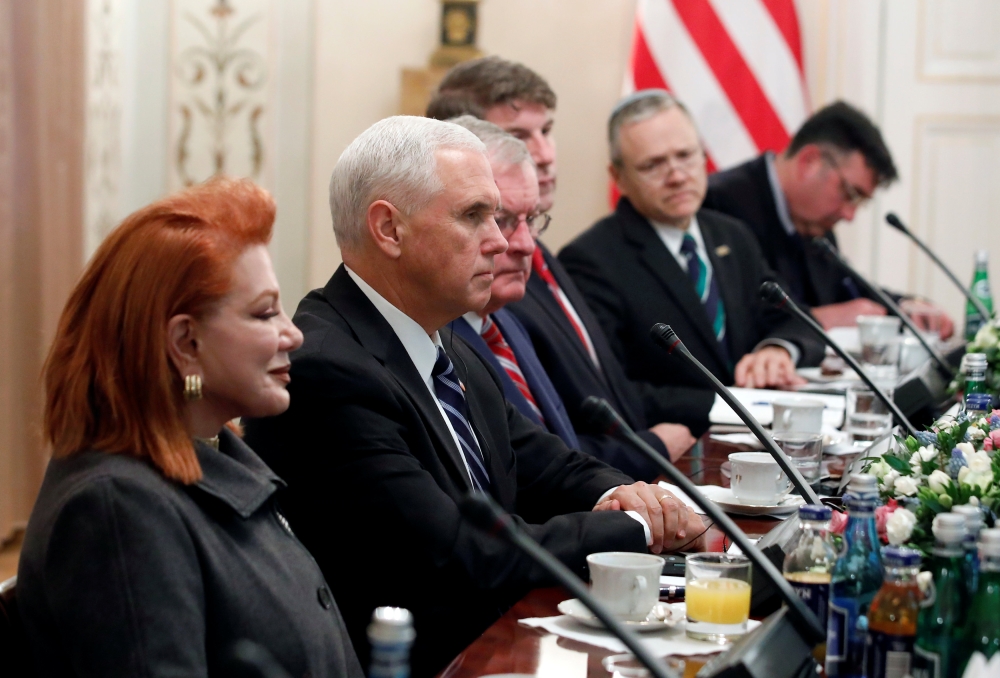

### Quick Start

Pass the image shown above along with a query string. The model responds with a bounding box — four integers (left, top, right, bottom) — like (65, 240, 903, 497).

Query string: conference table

(438, 433, 787, 678)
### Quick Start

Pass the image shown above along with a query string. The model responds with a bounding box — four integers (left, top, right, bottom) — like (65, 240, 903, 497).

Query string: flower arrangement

(856, 411, 1000, 553)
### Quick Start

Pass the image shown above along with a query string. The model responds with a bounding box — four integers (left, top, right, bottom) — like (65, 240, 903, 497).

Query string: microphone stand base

(695, 607, 819, 678)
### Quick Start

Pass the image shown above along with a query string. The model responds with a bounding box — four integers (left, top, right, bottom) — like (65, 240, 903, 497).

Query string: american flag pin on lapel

(459, 381, 466, 392)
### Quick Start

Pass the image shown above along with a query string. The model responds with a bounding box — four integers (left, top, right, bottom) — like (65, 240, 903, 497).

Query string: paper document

(708, 387, 845, 427)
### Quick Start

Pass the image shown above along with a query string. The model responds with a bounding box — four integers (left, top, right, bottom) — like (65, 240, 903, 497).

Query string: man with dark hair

(427, 57, 700, 446)
(704, 101, 953, 335)
(560, 90, 825, 431)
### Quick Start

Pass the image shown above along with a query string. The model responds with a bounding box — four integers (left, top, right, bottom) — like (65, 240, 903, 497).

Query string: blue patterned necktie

(431, 346, 491, 491)
(679, 234, 730, 361)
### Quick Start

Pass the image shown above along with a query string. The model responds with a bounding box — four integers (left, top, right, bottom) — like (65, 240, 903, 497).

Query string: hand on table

(900, 298, 954, 340)
(811, 298, 886, 330)
(734, 346, 805, 389)
(593, 481, 707, 553)
(648, 423, 696, 462)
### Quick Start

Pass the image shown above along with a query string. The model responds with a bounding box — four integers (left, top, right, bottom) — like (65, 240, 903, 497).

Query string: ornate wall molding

(169, 0, 273, 189)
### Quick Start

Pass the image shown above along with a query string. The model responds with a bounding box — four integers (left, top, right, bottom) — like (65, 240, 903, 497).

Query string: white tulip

(894, 475, 919, 497)
(886, 508, 917, 545)
(917, 446, 938, 463)
(957, 442, 976, 461)
(928, 470, 952, 494)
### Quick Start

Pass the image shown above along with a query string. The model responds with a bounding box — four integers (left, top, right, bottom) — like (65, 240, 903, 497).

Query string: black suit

(558, 199, 824, 433)
(243, 266, 646, 677)
(507, 242, 671, 478)
(704, 154, 867, 308)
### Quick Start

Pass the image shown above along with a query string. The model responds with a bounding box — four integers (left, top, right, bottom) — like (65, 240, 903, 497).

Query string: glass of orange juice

(685, 553, 752, 643)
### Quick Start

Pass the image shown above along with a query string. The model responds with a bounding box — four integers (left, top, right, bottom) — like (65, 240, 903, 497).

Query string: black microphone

(886, 212, 993, 323)
(458, 493, 679, 678)
(649, 324, 821, 505)
(811, 236, 954, 378)
(581, 397, 824, 675)
(759, 281, 919, 438)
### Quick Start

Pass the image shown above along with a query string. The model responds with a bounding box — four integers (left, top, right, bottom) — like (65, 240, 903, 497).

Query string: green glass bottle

(965, 250, 993, 341)
(963, 528, 1000, 672)
(913, 513, 968, 678)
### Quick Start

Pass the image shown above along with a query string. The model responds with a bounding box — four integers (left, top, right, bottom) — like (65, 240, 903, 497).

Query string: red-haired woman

(17, 177, 364, 677)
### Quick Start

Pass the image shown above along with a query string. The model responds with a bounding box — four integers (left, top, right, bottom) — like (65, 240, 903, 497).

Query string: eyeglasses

(495, 211, 552, 238)
(630, 146, 704, 180)
(821, 150, 872, 207)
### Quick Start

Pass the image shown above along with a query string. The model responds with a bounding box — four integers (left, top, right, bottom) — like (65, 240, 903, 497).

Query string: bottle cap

(932, 512, 967, 545)
(882, 546, 922, 567)
(846, 473, 878, 496)
(367, 606, 416, 644)
(952, 505, 985, 534)
(979, 529, 1000, 558)
(798, 504, 833, 521)
(976, 249, 989, 265)
(966, 353, 988, 368)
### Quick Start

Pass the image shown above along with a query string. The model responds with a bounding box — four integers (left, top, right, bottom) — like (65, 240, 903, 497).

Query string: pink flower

(875, 499, 899, 545)
(986, 436, 994, 452)
(830, 510, 849, 534)
(989, 429, 1000, 450)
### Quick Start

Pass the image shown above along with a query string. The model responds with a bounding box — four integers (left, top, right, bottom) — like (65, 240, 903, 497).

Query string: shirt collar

(345, 265, 443, 384)
(764, 151, 796, 237)
(462, 311, 486, 334)
(650, 214, 704, 258)
(192, 427, 284, 519)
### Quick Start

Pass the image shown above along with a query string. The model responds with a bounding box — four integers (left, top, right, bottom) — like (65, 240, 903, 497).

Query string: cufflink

(460, 380, 466, 392)
(715, 244, 731, 257)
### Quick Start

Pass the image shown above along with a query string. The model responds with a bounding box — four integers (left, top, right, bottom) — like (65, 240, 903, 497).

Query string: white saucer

(705, 487, 805, 516)
(557, 598, 684, 632)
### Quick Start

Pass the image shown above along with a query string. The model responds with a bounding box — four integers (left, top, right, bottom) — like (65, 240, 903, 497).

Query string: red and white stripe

(624, 0, 809, 172)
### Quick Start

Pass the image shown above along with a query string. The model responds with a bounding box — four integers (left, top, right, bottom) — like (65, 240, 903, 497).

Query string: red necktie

(531, 248, 599, 367)
(480, 315, 544, 422)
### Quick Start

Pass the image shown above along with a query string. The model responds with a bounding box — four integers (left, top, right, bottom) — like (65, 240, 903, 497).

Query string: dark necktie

(679, 234, 730, 361)
(431, 346, 491, 491)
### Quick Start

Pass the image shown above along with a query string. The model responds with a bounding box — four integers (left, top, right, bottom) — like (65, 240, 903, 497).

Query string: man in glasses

(428, 57, 698, 455)
(704, 101, 953, 336)
(561, 91, 825, 432)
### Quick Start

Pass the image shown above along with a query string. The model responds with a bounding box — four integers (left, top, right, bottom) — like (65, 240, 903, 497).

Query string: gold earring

(183, 374, 203, 401)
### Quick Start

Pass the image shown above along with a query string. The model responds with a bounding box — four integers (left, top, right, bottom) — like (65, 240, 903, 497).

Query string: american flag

(623, 0, 810, 173)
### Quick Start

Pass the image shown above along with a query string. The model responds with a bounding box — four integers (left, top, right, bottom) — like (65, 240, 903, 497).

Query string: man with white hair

(243, 116, 704, 677)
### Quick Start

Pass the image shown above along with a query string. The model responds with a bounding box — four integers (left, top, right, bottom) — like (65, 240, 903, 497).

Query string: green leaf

(883, 454, 913, 475)
(921, 460, 939, 476)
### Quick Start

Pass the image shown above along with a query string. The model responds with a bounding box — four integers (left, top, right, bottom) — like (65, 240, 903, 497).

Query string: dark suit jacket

(450, 308, 579, 449)
(242, 266, 646, 677)
(704, 154, 866, 308)
(558, 199, 824, 433)
(452, 307, 663, 481)
(507, 243, 673, 476)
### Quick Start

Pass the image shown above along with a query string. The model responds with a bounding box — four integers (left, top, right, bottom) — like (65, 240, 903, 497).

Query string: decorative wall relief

(169, 0, 273, 189)
(84, 0, 124, 257)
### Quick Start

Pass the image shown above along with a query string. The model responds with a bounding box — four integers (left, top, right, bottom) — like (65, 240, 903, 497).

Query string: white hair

(328, 115, 487, 251)
(447, 115, 533, 169)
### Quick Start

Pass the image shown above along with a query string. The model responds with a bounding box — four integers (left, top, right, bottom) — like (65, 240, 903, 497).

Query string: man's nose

(530, 133, 555, 167)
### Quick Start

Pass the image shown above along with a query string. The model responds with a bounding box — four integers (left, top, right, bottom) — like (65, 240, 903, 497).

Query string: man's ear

(794, 144, 824, 179)
(166, 314, 200, 377)
(609, 163, 626, 195)
(366, 200, 404, 259)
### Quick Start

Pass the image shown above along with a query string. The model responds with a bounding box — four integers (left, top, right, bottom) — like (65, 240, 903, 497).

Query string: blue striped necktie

(679, 234, 730, 361)
(431, 346, 491, 491)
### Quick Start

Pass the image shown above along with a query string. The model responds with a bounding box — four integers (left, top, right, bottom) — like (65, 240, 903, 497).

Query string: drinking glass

(846, 383, 894, 443)
(685, 553, 752, 643)
(773, 431, 824, 482)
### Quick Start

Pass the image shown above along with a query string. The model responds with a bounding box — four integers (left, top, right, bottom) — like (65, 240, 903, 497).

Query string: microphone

(886, 212, 993, 323)
(759, 281, 919, 438)
(649, 324, 821, 505)
(581, 397, 824, 677)
(458, 493, 679, 678)
(811, 237, 954, 378)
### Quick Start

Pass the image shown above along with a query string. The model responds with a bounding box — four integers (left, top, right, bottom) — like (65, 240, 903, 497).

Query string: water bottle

(866, 547, 922, 678)
(913, 513, 968, 678)
(965, 250, 993, 341)
(963, 528, 1000, 669)
(827, 474, 885, 678)
(952, 505, 985, 597)
(784, 503, 838, 664)
(963, 354, 990, 415)
(367, 607, 415, 678)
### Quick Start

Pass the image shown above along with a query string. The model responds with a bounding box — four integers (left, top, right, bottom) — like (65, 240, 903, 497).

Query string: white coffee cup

(771, 396, 825, 435)
(586, 552, 665, 621)
(729, 452, 792, 505)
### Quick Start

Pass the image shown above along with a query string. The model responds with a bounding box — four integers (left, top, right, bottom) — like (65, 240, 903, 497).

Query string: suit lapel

(323, 267, 474, 493)
(620, 203, 728, 368)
